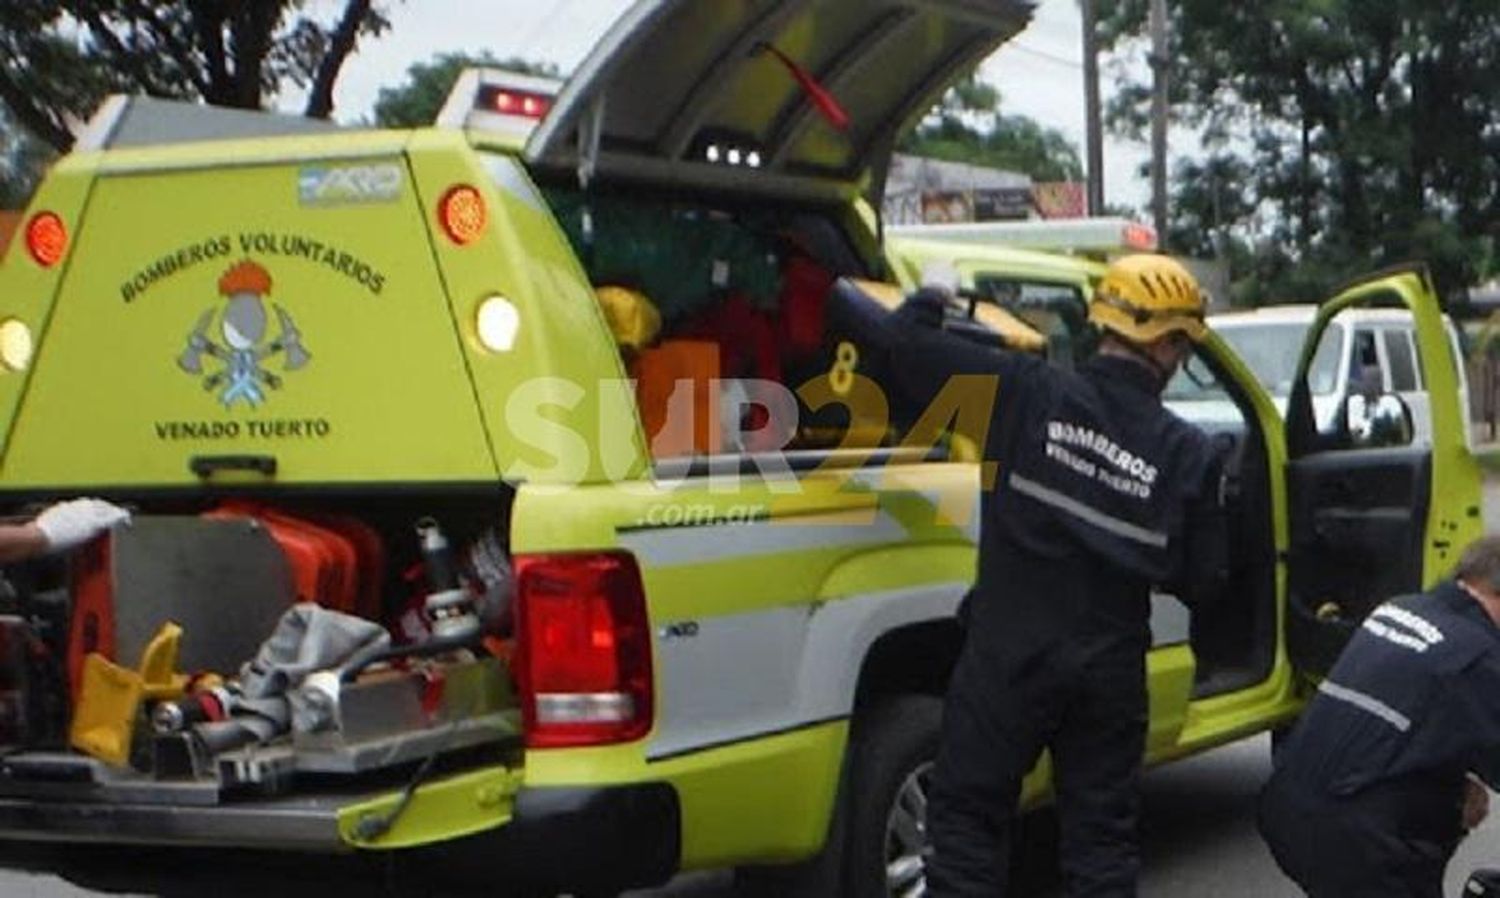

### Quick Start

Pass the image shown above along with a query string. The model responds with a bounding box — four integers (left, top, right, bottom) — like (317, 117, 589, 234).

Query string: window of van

(1383, 329, 1419, 391)
(1165, 321, 1342, 401)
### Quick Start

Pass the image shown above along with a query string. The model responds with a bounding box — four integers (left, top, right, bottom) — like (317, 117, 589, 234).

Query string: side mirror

(1345, 392, 1414, 448)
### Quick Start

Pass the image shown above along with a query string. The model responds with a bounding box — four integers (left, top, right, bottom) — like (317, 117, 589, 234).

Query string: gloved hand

(34, 498, 130, 553)
(894, 287, 952, 330)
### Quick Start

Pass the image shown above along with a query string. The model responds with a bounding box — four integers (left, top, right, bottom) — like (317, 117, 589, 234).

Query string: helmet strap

(1099, 333, 1175, 392)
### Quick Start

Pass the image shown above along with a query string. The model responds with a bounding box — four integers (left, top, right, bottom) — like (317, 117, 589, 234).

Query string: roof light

(0, 319, 32, 372)
(747, 150, 762, 168)
(476, 295, 520, 352)
(25, 212, 67, 268)
(1124, 222, 1158, 251)
(438, 185, 487, 246)
(727, 148, 742, 166)
(705, 144, 721, 163)
(485, 88, 553, 120)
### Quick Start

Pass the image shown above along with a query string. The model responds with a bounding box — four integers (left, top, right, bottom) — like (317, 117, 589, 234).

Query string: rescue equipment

(634, 340, 722, 457)
(415, 518, 481, 643)
(0, 505, 519, 802)
(595, 285, 662, 351)
(69, 622, 187, 765)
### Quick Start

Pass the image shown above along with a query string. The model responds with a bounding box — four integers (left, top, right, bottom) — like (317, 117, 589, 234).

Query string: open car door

(1284, 265, 1483, 677)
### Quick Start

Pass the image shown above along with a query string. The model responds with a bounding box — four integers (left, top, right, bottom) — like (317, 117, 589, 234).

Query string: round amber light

(439, 186, 488, 245)
(25, 212, 67, 268)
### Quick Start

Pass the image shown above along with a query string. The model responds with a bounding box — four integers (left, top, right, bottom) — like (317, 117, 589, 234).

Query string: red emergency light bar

(478, 85, 553, 120)
(1123, 222, 1158, 251)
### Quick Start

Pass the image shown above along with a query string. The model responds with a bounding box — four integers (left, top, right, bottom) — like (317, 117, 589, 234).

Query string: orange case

(634, 339, 722, 457)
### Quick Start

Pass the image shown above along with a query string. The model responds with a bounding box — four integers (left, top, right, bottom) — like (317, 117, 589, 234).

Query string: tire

(737, 694, 943, 898)
(842, 694, 943, 898)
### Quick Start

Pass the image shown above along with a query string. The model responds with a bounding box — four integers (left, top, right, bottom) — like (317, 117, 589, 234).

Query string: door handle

(189, 454, 278, 479)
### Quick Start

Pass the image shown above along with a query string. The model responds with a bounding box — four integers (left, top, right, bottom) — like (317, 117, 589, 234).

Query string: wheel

(843, 694, 943, 898)
(736, 693, 942, 898)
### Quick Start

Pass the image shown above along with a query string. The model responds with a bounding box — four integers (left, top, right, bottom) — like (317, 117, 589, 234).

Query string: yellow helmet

(1088, 253, 1207, 344)
(594, 285, 662, 350)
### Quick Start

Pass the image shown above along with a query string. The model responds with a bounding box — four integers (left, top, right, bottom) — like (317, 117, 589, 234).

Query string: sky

(287, 0, 1152, 211)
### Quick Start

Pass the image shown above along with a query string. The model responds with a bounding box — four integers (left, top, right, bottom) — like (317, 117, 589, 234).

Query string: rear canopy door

(1283, 267, 1483, 676)
(525, 0, 1032, 195)
(1, 142, 500, 489)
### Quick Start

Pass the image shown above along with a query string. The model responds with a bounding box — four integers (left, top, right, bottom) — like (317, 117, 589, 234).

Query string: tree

(1098, 2, 1500, 304)
(0, 1, 392, 154)
(898, 73, 1085, 184)
(0, 107, 54, 209)
(373, 53, 562, 128)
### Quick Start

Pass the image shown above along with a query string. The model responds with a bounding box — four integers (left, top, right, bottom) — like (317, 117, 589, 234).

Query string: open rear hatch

(526, 0, 1033, 197)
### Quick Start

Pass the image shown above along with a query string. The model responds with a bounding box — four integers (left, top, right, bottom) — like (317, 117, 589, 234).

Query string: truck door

(1283, 266, 1483, 677)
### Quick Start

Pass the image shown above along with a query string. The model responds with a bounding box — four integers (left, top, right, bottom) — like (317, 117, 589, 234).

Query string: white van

(1165, 304, 1470, 444)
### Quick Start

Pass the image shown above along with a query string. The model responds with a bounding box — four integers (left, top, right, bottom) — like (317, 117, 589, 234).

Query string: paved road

(2, 735, 1496, 897)
(3, 480, 1498, 896)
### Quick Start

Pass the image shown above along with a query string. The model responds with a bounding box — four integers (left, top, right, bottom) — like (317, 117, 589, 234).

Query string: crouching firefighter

(1259, 534, 1500, 898)
(827, 254, 1229, 896)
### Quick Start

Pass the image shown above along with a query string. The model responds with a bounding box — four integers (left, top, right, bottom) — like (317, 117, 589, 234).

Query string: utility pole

(1080, 0, 1104, 216)
(1149, 0, 1169, 240)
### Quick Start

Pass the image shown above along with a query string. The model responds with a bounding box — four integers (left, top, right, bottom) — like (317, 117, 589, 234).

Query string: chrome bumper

(0, 794, 348, 851)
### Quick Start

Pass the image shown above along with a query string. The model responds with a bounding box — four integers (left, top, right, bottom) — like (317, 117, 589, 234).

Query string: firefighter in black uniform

(1259, 535, 1500, 897)
(829, 253, 1227, 896)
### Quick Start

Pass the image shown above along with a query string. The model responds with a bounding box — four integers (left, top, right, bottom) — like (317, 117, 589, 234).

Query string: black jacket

(829, 285, 1225, 647)
(1270, 581, 1500, 836)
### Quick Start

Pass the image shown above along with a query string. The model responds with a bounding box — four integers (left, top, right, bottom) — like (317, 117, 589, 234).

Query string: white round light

(476, 296, 521, 353)
(706, 144, 721, 163)
(727, 147, 742, 165)
(747, 151, 762, 168)
(0, 319, 33, 371)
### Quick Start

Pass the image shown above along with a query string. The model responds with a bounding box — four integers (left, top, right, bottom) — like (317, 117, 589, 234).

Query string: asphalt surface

(3, 479, 1498, 896)
(1, 734, 1495, 897)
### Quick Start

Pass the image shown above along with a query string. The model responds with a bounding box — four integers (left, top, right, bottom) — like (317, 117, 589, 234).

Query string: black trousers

(1258, 774, 1457, 898)
(925, 631, 1148, 897)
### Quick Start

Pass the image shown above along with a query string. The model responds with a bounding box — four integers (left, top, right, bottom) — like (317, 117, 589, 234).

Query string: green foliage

(0, 107, 55, 209)
(373, 53, 562, 129)
(0, 1, 391, 154)
(898, 73, 1084, 183)
(1098, 1, 1500, 305)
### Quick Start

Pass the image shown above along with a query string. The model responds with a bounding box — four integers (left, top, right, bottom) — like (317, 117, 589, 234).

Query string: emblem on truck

(176, 260, 311, 409)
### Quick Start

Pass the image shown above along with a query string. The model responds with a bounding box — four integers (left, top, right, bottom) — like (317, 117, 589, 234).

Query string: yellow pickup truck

(0, 1, 1481, 895)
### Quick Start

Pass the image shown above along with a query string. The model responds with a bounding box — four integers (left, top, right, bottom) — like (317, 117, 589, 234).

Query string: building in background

(884, 154, 1088, 225)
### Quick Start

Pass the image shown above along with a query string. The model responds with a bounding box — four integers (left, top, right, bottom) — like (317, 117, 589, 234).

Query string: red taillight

(513, 551, 653, 748)
(25, 211, 67, 268)
(488, 88, 552, 120)
(438, 185, 487, 245)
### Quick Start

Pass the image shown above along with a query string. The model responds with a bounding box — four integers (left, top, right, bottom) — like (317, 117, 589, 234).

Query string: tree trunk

(304, 0, 372, 119)
(229, 0, 280, 109)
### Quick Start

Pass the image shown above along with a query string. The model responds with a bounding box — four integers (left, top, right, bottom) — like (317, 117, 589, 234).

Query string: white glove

(34, 498, 131, 553)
